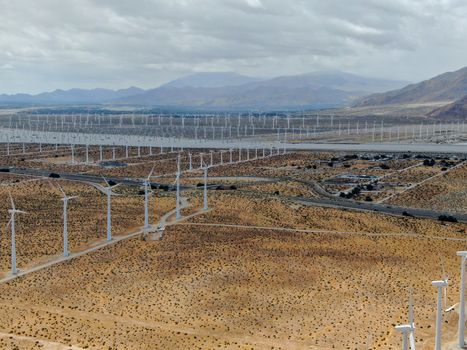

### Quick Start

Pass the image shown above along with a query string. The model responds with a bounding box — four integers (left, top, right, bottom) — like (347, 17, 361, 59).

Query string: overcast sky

(0, 0, 466, 93)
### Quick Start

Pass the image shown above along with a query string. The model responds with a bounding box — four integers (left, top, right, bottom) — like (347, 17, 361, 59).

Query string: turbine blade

(147, 163, 156, 180)
(409, 288, 414, 325)
(57, 183, 66, 197)
(445, 286, 448, 310)
(409, 333, 416, 350)
(440, 254, 447, 280)
(101, 175, 110, 187)
(6, 217, 12, 229)
(366, 333, 372, 350)
(8, 191, 15, 210)
(93, 183, 107, 194)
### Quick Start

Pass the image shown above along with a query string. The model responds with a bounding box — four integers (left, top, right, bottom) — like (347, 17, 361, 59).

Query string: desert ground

(0, 147, 465, 349)
(387, 161, 467, 214)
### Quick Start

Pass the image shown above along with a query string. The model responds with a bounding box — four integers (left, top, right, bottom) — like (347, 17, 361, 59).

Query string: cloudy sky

(0, 0, 466, 93)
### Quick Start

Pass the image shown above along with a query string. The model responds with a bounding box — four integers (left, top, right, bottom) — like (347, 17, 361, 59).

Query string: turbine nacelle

(395, 324, 415, 334)
(432, 279, 449, 288)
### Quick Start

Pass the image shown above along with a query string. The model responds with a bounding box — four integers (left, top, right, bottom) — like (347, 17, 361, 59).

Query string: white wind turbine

(96, 177, 120, 241)
(432, 277, 449, 350)
(143, 164, 156, 230)
(440, 255, 449, 311)
(201, 159, 210, 211)
(408, 289, 416, 350)
(395, 324, 413, 350)
(457, 251, 467, 348)
(394, 289, 416, 350)
(7, 192, 27, 275)
(188, 153, 193, 171)
(175, 155, 181, 220)
(57, 184, 78, 257)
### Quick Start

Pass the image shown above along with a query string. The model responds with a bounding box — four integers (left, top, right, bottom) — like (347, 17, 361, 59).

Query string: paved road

(6, 167, 180, 190)
(233, 175, 467, 222)
(6, 167, 275, 190)
(287, 195, 467, 223)
(7, 167, 466, 222)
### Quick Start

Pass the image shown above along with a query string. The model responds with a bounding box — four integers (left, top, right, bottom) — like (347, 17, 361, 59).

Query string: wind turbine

(457, 251, 467, 348)
(408, 289, 416, 350)
(440, 255, 449, 310)
(188, 153, 193, 171)
(202, 160, 209, 211)
(432, 278, 449, 350)
(175, 155, 181, 220)
(395, 325, 413, 350)
(143, 164, 156, 230)
(7, 192, 27, 275)
(96, 177, 120, 241)
(56, 184, 78, 257)
(70, 144, 75, 164)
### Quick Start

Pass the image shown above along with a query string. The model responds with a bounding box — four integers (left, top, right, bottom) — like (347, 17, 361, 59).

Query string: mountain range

(353, 66, 467, 107)
(0, 87, 144, 105)
(0, 71, 407, 111)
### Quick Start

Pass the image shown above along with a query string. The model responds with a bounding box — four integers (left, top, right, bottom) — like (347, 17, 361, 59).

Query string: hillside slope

(116, 71, 406, 110)
(428, 95, 467, 119)
(353, 66, 467, 107)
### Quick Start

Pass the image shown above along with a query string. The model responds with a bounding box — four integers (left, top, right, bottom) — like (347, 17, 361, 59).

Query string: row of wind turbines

(3, 164, 187, 276)
(4, 145, 280, 276)
(394, 252, 467, 349)
(4, 140, 467, 348)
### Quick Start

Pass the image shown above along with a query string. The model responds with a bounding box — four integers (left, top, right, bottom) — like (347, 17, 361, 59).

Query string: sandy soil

(0, 191, 465, 349)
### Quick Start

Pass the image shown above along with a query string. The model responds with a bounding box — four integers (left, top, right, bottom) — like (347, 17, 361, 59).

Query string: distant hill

(0, 87, 145, 105)
(249, 71, 408, 92)
(0, 71, 407, 110)
(428, 95, 467, 119)
(115, 71, 407, 110)
(160, 72, 261, 89)
(353, 66, 467, 107)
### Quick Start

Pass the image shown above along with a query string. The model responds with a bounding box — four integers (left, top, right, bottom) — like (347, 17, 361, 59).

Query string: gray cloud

(0, 0, 466, 93)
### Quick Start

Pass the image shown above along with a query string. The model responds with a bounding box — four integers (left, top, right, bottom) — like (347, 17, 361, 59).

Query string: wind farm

(0, 108, 464, 349)
(0, 1, 467, 348)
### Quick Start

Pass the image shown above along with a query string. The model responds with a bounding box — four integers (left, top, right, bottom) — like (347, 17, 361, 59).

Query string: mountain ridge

(0, 71, 408, 110)
(160, 72, 262, 89)
(353, 66, 467, 107)
(0, 87, 145, 105)
(115, 71, 407, 110)
(428, 94, 467, 119)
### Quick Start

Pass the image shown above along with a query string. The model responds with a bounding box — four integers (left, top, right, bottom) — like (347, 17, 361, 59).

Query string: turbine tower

(458, 251, 467, 348)
(395, 324, 413, 350)
(175, 155, 181, 220)
(143, 164, 156, 230)
(432, 279, 449, 350)
(202, 160, 209, 211)
(97, 177, 120, 241)
(7, 192, 27, 275)
(408, 290, 416, 350)
(58, 185, 78, 257)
